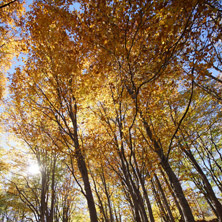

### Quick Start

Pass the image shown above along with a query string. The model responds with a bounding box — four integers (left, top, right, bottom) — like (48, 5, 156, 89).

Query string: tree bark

(154, 173, 174, 222)
(160, 155, 195, 222)
(48, 156, 56, 222)
(184, 149, 222, 222)
(140, 178, 155, 222)
(141, 116, 195, 222)
(40, 170, 47, 222)
(70, 102, 98, 222)
(151, 175, 168, 221)
(159, 166, 185, 221)
(75, 147, 98, 222)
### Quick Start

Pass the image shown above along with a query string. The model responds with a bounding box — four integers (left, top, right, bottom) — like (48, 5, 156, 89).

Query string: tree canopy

(0, 0, 222, 222)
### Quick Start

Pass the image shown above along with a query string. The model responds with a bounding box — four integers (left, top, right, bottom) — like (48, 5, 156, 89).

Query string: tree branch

(167, 77, 194, 160)
(0, 0, 17, 9)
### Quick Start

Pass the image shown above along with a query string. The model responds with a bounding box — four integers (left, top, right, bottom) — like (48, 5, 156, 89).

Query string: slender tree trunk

(101, 171, 114, 222)
(121, 166, 142, 222)
(91, 172, 108, 221)
(205, 194, 218, 218)
(160, 155, 195, 222)
(132, 150, 155, 222)
(40, 170, 47, 222)
(140, 178, 155, 222)
(150, 176, 168, 222)
(184, 149, 222, 222)
(123, 175, 142, 222)
(48, 156, 56, 222)
(62, 205, 69, 222)
(141, 115, 195, 222)
(75, 147, 98, 222)
(125, 80, 195, 221)
(159, 166, 185, 222)
(71, 102, 98, 222)
(154, 173, 174, 222)
(118, 144, 147, 221)
(134, 187, 149, 222)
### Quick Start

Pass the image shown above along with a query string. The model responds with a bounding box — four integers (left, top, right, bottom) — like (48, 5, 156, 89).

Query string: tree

(0, 0, 23, 99)
(8, 1, 99, 221)
(3, 0, 222, 221)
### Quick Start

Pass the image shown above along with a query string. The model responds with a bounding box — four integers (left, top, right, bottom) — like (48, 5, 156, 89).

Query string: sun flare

(27, 162, 40, 175)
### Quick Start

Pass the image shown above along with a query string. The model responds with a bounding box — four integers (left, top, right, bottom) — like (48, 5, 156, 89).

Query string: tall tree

(4, 0, 222, 221)
(0, 0, 23, 99)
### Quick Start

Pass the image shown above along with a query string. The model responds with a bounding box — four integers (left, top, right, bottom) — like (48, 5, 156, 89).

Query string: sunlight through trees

(0, 0, 222, 222)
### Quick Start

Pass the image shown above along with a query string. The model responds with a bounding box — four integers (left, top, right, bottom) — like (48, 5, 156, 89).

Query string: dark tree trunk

(141, 115, 195, 222)
(48, 156, 56, 222)
(40, 170, 47, 222)
(159, 166, 185, 222)
(101, 171, 114, 222)
(75, 148, 98, 222)
(150, 176, 168, 222)
(132, 148, 155, 222)
(70, 102, 98, 222)
(184, 149, 222, 222)
(160, 155, 195, 222)
(140, 178, 155, 222)
(154, 173, 174, 222)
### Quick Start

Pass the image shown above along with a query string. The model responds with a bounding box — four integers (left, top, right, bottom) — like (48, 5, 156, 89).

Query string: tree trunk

(75, 147, 98, 222)
(140, 178, 155, 222)
(71, 102, 98, 222)
(150, 175, 168, 222)
(159, 166, 185, 221)
(40, 170, 47, 222)
(154, 173, 174, 222)
(141, 116, 195, 222)
(160, 155, 195, 222)
(132, 149, 155, 222)
(101, 171, 114, 222)
(184, 149, 222, 222)
(48, 156, 56, 222)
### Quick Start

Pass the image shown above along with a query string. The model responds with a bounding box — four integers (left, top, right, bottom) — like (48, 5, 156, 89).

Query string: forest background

(0, 0, 222, 222)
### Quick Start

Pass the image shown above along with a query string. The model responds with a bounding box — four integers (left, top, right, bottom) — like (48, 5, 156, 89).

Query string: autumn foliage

(0, 0, 222, 222)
